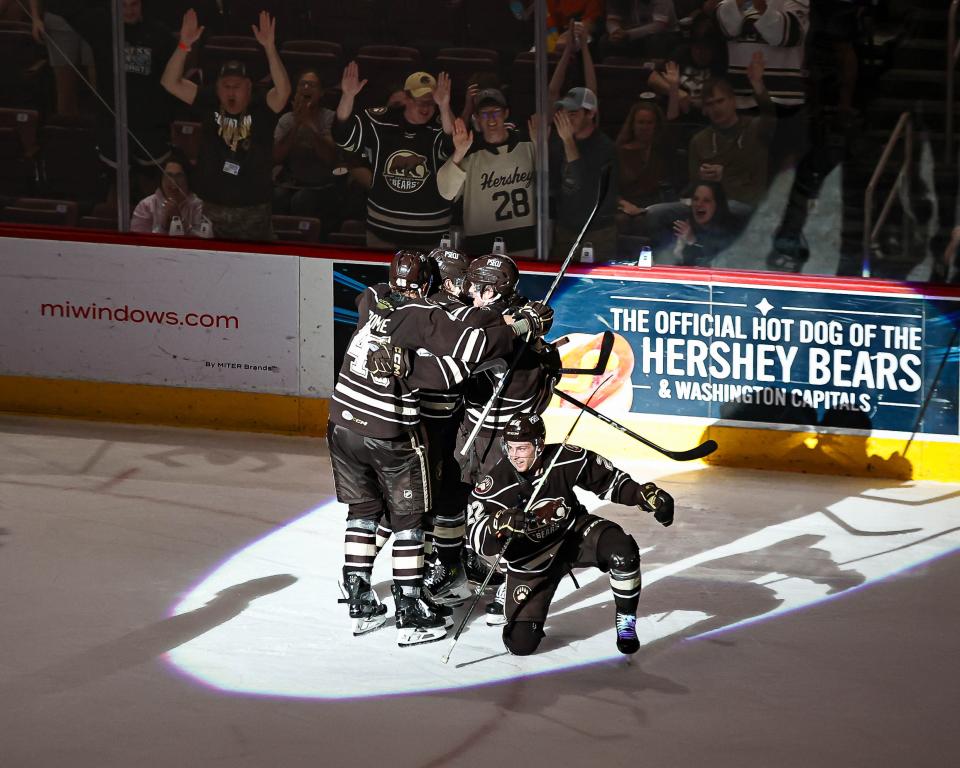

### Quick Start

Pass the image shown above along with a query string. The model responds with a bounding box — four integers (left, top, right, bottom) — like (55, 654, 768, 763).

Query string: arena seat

(272, 215, 323, 243)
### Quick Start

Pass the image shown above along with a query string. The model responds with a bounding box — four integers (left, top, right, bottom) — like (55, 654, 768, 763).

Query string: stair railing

(946, 0, 960, 162)
(863, 111, 913, 278)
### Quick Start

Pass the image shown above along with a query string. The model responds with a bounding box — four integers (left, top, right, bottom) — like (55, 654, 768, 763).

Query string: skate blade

(397, 626, 448, 646)
(485, 613, 507, 626)
(352, 613, 387, 636)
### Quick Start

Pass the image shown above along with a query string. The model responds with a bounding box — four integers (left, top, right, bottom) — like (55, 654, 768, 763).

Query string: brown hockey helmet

(428, 247, 471, 285)
(389, 249, 434, 295)
(466, 253, 519, 303)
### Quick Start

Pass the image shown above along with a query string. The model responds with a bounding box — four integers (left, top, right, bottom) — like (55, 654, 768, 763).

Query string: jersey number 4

(493, 188, 530, 221)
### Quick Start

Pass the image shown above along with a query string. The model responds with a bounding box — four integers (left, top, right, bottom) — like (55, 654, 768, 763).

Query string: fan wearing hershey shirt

(467, 414, 674, 656)
(329, 249, 553, 646)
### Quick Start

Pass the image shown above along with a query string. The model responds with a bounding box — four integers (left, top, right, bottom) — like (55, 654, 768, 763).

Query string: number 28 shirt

(437, 127, 537, 258)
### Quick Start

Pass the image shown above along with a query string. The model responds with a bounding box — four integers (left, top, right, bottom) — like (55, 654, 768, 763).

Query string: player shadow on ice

(543, 532, 863, 654)
(7, 574, 297, 696)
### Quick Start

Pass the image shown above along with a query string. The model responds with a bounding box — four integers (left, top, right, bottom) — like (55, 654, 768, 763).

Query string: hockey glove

(490, 507, 526, 539)
(366, 337, 410, 378)
(637, 482, 674, 527)
(510, 302, 554, 338)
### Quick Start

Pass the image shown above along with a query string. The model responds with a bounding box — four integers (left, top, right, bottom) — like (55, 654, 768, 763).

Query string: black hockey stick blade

(556, 331, 614, 375)
(553, 389, 718, 461)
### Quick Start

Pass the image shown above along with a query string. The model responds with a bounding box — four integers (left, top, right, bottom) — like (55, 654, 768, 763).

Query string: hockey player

(419, 247, 475, 605)
(466, 413, 674, 656)
(455, 253, 562, 484)
(330, 249, 553, 646)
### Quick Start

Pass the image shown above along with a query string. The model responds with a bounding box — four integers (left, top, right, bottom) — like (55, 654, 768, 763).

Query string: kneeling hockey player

(466, 413, 674, 655)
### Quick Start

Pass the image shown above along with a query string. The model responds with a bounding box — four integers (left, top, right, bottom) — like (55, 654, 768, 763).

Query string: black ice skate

(420, 582, 455, 628)
(337, 573, 387, 636)
(485, 581, 507, 626)
(424, 556, 472, 607)
(615, 612, 639, 654)
(464, 548, 505, 589)
(392, 585, 448, 646)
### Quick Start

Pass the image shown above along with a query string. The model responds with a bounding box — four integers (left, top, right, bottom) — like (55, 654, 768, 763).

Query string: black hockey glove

(366, 337, 410, 378)
(490, 507, 526, 539)
(637, 482, 674, 527)
(510, 302, 554, 338)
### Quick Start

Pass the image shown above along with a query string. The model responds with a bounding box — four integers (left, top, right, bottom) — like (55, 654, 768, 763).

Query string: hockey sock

(423, 514, 436, 558)
(344, 518, 377, 575)
(597, 527, 641, 614)
(375, 521, 392, 557)
(392, 528, 425, 594)
(432, 511, 466, 565)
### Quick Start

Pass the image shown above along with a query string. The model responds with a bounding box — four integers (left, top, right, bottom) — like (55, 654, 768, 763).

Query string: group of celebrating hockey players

(328, 244, 675, 654)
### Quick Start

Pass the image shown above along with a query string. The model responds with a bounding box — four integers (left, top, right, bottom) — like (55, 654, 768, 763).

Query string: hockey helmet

(428, 247, 471, 294)
(466, 253, 519, 304)
(389, 249, 434, 296)
(502, 413, 546, 469)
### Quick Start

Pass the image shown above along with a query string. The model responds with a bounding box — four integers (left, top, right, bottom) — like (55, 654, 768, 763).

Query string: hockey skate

(464, 548, 504, 589)
(392, 585, 448, 646)
(424, 556, 472, 607)
(420, 582, 455, 628)
(337, 573, 387, 636)
(485, 581, 507, 626)
(615, 612, 639, 654)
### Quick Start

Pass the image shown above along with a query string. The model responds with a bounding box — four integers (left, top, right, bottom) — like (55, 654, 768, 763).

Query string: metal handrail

(946, 0, 960, 163)
(863, 111, 913, 278)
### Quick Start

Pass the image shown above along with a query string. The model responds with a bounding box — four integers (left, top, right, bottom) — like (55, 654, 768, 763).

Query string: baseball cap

(475, 88, 507, 110)
(218, 60, 250, 80)
(555, 86, 598, 112)
(404, 71, 437, 98)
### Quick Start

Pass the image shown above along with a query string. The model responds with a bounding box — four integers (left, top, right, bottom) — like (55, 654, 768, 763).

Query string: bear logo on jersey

(524, 497, 570, 542)
(384, 150, 430, 193)
(475, 475, 494, 494)
(513, 584, 531, 603)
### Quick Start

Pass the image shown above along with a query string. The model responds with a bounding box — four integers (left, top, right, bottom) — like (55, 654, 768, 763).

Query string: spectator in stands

(333, 62, 456, 249)
(29, 0, 98, 116)
(647, 12, 727, 120)
(438, 89, 538, 258)
(550, 87, 619, 262)
(273, 68, 341, 224)
(716, 0, 809, 167)
(643, 51, 773, 247)
(615, 97, 677, 235)
(690, 53, 773, 213)
(130, 151, 208, 236)
(100, 0, 177, 200)
(601, 0, 679, 60)
(161, 9, 290, 241)
(671, 179, 737, 266)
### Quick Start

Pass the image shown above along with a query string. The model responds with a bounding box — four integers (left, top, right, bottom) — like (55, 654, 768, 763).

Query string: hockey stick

(441, 377, 610, 665)
(553, 389, 718, 461)
(459, 166, 612, 458)
(555, 330, 614, 375)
